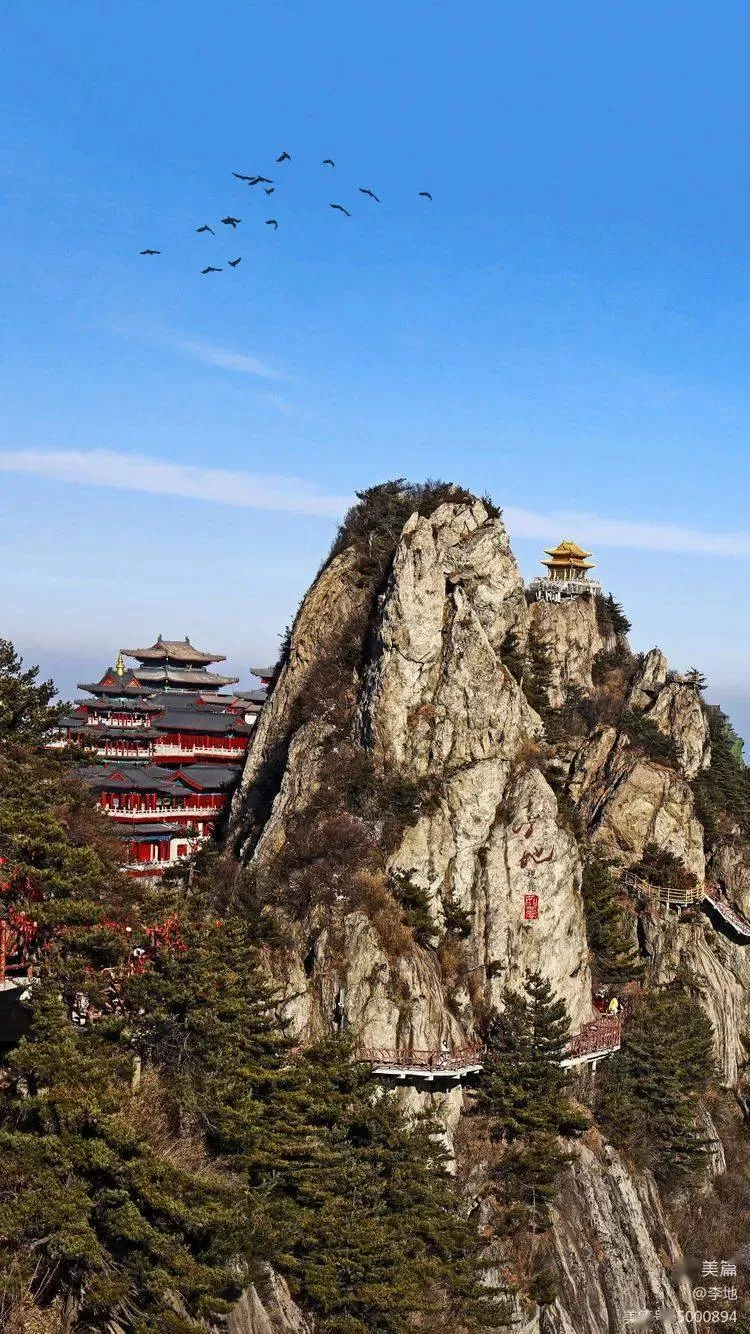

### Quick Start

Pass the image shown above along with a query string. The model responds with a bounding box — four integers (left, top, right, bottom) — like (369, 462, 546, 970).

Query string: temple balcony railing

(529, 576, 601, 603)
(151, 743, 247, 760)
(105, 805, 222, 821)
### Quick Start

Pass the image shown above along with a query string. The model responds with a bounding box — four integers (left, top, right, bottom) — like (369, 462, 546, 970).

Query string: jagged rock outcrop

(627, 648, 711, 779)
(225, 1270, 310, 1334)
(640, 908, 750, 1085)
(529, 594, 612, 708)
(712, 836, 750, 917)
(628, 647, 669, 711)
(569, 727, 706, 880)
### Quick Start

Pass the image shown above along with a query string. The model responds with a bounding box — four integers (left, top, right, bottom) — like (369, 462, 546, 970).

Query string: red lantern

(524, 894, 539, 921)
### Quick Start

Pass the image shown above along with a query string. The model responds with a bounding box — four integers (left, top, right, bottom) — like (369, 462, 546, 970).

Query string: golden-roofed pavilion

(542, 540, 596, 582)
(529, 539, 601, 602)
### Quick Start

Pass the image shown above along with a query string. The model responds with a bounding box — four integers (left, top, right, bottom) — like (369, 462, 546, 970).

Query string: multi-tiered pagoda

(120, 636, 239, 693)
(57, 637, 269, 877)
(529, 540, 602, 603)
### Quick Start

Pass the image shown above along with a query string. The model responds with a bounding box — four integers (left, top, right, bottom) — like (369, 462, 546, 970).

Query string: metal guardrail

(621, 871, 750, 940)
(563, 1015, 622, 1064)
(356, 1045, 484, 1073)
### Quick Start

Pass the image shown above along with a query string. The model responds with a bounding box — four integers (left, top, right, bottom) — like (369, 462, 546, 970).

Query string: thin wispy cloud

(503, 505, 750, 558)
(107, 320, 281, 381)
(167, 336, 280, 379)
(0, 450, 350, 517)
(1, 449, 749, 554)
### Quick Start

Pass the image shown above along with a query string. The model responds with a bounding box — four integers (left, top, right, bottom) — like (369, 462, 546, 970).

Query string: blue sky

(1, 2, 749, 734)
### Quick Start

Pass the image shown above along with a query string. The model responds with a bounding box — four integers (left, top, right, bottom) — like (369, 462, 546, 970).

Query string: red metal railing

(356, 1044, 484, 1072)
(564, 1014, 622, 1061)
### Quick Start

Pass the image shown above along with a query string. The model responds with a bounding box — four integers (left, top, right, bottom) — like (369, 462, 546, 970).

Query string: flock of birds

(139, 151, 433, 273)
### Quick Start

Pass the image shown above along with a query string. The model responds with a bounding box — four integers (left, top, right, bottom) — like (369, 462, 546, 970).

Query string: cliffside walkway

(560, 1015, 622, 1069)
(620, 871, 750, 942)
(620, 870, 702, 908)
(355, 1045, 484, 1081)
(703, 893, 750, 942)
(356, 1017, 623, 1081)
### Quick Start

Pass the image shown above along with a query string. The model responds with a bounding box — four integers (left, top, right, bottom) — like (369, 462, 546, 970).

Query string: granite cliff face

(231, 499, 592, 1047)
(230, 488, 750, 1332)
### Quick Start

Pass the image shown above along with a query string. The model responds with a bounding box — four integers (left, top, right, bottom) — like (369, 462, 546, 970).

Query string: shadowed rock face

(228, 488, 750, 1333)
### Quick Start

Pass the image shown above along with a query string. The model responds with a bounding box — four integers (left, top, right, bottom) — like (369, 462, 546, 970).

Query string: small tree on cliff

(581, 853, 643, 983)
(477, 972, 588, 1234)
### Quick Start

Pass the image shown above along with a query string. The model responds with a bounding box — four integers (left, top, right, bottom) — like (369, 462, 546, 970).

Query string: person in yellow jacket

(607, 996, 620, 1016)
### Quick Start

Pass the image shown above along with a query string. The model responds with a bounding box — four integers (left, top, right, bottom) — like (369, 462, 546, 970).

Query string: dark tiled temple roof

(76, 763, 240, 796)
(65, 723, 162, 740)
(233, 689, 267, 704)
(78, 680, 153, 698)
(168, 765, 241, 790)
(156, 709, 249, 736)
(122, 636, 226, 665)
(134, 666, 239, 689)
(75, 697, 162, 713)
(249, 666, 274, 679)
(77, 765, 179, 795)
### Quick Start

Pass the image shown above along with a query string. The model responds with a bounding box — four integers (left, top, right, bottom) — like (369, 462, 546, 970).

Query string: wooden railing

(621, 871, 750, 940)
(620, 870, 702, 907)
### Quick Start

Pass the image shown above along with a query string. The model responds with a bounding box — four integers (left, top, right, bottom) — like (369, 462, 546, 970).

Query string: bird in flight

(228, 257, 242, 267)
(221, 216, 241, 228)
(359, 188, 380, 202)
(201, 265, 222, 274)
(196, 224, 215, 235)
(232, 172, 254, 182)
(276, 151, 291, 163)
(322, 158, 335, 167)
(140, 248, 160, 255)
(264, 186, 275, 195)
(419, 191, 433, 200)
(265, 219, 278, 229)
(330, 203, 351, 216)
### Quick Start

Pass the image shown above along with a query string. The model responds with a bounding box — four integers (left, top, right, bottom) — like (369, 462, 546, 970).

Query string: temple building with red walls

(55, 637, 269, 876)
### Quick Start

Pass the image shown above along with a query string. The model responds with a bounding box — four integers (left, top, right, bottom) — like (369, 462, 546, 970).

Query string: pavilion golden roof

(542, 539, 595, 570)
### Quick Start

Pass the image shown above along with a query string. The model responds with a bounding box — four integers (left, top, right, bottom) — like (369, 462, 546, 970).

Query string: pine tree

(0, 984, 246, 1332)
(0, 638, 62, 744)
(476, 973, 588, 1235)
(596, 982, 716, 1183)
(581, 853, 643, 983)
(251, 1040, 508, 1333)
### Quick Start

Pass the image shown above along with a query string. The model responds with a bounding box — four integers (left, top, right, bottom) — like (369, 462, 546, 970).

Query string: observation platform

(529, 576, 601, 603)
(355, 1045, 484, 1081)
(357, 1018, 624, 1081)
(560, 1014, 622, 1069)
